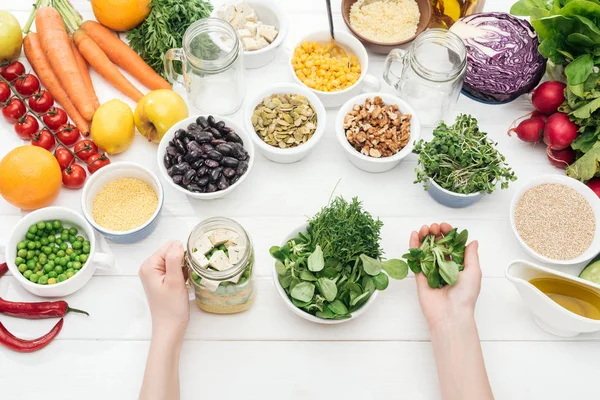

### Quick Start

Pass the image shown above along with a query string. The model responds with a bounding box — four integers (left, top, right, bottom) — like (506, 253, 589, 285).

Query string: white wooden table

(0, 1, 598, 399)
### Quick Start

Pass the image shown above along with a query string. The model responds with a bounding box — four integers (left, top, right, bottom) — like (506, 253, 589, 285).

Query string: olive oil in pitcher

(429, 0, 485, 29)
(529, 277, 600, 320)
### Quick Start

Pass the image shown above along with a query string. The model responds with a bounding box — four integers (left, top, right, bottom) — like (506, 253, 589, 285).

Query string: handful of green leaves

(271, 197, 408, 320)
(403, 228, 469, 288)
(413, 114, 517, 195)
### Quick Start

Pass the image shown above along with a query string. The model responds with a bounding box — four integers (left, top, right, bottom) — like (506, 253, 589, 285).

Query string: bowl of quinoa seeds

(349, 0, 421, 44)
(514, 183, 596, 261)
(92, 178, 159, 232)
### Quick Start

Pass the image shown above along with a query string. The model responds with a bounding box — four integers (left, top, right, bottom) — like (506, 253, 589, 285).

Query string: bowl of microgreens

(270, 196, 409, 324)
(414, 114, 517, 208)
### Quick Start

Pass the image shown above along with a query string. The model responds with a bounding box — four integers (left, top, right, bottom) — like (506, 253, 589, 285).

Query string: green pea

(38, 254, 47, 264)
(48, 253, 56, 260)
(23, 270, 32, 279)
(74, 255, 81, 262)
(56, 250, 65, 258)
(37, 275, 48, 285)
(28, 225, 38, 234)
(82, 245, 91, 254)
(26, 250, 35, 259)
(14, 256, 24, 266)
(59, 257, 69, 267)
(60, 233, 69, 241)
(59, 243, 67, 251)
(36, 221, 45, 230)
(67, 262, 73, 269)
(43, 246, 52, 255)
(44, 264, 53, 273)
(17, 241, 27, 250)
(75, 250, 82, 256)
(48, 278, 57, 285)
(191, 271, 199, 280)
(47, 235, 55, 243)
(45, 222, 53, 231)
(40, 237, 48, 246)
(83, 240, 90, 247)
(69, 254, 77, 261)
(34, 250, 40, 256)
(55, 266, 63, 274)
(17, 249, 27, 258)
(69, 227, 77, 236)
(36, 241, 42, 249)
(66, 271, 74, 279)
(33, 267, 41, 274)
(69, 235, 77, 243)
(29, 273, 39, 283)
(73, 261, 82, 270)
(55, 238, 63, 245)
(48, 271, 57, 278)
(62, 228, 69, 235)
(18, 264, 27, 273)
(25, 232, 35, 240)
(46, 260, 55, 269)
(27, 241, 36, 250)
(72, 241, 83, 250)
(79, 254, 88, 263)
(57, 274, 67, 282)
(26, 260, 35, 270)
(66, 248, 74, 255)
(53, 220, 62, 230)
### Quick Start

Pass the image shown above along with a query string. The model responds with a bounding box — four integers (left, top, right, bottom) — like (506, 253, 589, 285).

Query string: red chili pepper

(0, 262, 7, 278)
(0, 297, 89, 319)
(0, 318, 63, 352)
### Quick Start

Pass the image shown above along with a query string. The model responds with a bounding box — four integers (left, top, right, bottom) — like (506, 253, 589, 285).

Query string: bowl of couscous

(289, 30, 380, 108)
(81, 162, 164, 244)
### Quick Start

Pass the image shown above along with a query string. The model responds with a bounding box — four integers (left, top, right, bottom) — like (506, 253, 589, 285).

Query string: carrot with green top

(70, 37, 100, 110)
(35, 6, 96, 120)
(80, 21, 171, 91)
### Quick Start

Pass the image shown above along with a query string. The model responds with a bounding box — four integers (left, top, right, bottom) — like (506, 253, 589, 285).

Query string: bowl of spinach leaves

(270, 196, 409, 324)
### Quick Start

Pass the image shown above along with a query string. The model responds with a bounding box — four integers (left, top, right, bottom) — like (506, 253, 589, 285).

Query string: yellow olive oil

(429, 0, 485, 29)
(529, 277, 600, 320)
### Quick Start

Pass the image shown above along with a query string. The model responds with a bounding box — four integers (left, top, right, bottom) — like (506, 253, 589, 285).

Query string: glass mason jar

(164, 18, 245, 115)
(383, 29, 467, 128)
(185, 217, 255, 314)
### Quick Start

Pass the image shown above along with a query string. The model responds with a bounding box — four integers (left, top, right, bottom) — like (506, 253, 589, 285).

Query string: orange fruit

(0, 146, 62, 211)
(91, 0, 151, 32)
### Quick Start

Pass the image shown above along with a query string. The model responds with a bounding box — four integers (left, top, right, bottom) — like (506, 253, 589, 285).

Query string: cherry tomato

(1, 61, 25, 82)
(55, 146, 75, 170)
(74, 140, 98, 160)
(31, 129, 56, 151)
(86, 153, 110, 174)
(2, 98, 26, 123)
(55, 123, 80, 146)
(0, 81, 11, 103)
(28, 90, 54, 113)
(42, 107, 68, 131)
(14, 114, 39, 140)
(14, 74, 40, 97)
(62, 163, 87, 189)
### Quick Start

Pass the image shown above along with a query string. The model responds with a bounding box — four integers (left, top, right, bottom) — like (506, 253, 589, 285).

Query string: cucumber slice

(579, 260, 600, 285)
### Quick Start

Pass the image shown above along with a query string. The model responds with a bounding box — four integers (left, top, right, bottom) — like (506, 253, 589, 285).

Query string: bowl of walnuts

(335, 93, 421, 173)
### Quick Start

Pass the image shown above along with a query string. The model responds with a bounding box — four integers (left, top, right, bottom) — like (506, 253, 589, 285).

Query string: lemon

(91, 99, 135, 155)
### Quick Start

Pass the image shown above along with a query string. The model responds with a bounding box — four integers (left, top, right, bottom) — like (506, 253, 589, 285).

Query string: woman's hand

(139, 240, 190, 343)
(409, 223, 482, 331)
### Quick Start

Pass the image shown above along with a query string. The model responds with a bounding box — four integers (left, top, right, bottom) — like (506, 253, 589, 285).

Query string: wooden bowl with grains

(342, 0, 432, 54)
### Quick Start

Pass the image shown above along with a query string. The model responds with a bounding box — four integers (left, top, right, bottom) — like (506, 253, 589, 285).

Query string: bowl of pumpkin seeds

(244, 83, 326, 163)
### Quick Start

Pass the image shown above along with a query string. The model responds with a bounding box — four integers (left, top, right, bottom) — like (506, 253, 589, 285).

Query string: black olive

(223, 167, 236, 178)
(217, 175, 230, 190)
(211, 139, 227, 146)
(167, 166, 175, 177)
(183, 169, 196, 185)
(176, 155, 185, 164)
(237, 161, 249, 175)
(222, 157, 239, 168)
(172, 162, 191, 175)
(204, 159, 219, 168)
(201, 143, 214, 153)
(215, 144, 233, 156)
(187, 140, 202, 154)
(197, 165, 209, 176)
(207, 150, 223, 161)
(172, 175, 183, 185)
(209, 127, 222, 139)
(209, 167, 222, 183)
(206, 183, 217, 193)
(175, 139, 187, 155)
(163, 154, 172, 169)
(174, 129, 187, 140)
(194, 131, 213, 143)
(207, 115, 216, 127)
(226, 132, 243, 144)
(166, 146, 179, 157)
(187, 183, 203, 193)
(191, 159, 204, 170)
(216, 121, 225, 130)
(196, 116, 209, 129)
(185, 151, 200, 163)
(196, 176, 209, 187)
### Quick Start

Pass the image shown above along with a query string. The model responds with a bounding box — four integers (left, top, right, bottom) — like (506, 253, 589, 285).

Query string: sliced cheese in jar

(209, 250, 232, 271)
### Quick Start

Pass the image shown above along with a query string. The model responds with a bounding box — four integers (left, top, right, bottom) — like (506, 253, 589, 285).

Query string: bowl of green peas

(2, 207, 114, 297)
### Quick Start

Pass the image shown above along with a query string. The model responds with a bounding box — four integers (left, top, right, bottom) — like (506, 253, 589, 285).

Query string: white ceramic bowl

(81, 162, 164, 244)
(244, 83, 326, 163)
(426, 180, 484, 208)
(510, 174, 600, 265)
(157, 115, 254, 200)
(272, 223, 379, 324)
(211, 0, 289, 69)
(0, 207, 114, 297)
(335, 92, 421, 173)
(288, 30, 381, 108)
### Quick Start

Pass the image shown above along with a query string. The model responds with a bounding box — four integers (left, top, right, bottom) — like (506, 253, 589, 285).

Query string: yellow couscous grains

(92, 178, 158, 232)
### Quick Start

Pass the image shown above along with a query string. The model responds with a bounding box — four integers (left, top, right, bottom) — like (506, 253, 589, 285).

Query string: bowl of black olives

(157, 115, 254, 199)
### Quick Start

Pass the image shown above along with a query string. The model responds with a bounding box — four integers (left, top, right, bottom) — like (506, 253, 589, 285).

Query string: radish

(508, 117, 544, 142)
(530, 110, 548, 123)
(587, 178, 600, 199)
(532, 81, 567, 115)
(543, 113, 578, 150)
(547, 146, 575, 169)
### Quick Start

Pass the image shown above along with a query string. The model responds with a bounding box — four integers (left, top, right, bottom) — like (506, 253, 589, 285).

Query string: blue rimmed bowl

(81, 162, 164, 244)
(426, 179, 483, 208)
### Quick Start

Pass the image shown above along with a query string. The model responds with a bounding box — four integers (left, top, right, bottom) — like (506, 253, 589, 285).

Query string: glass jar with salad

(185, 217, 255, 314)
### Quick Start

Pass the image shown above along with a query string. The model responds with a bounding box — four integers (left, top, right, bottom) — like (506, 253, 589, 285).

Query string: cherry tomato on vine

(55, 147, 75, 170)
(0, 82, 11, 103)
(62, 164, 87, 189)
(28, 90, 54, 113)
(42, 107, 68, 131)
(14, 74, 40, 97)
(1, 61, 25, 82)
(86, 153, 110, 174)
(2, 98, 26, 123)
(14, 114, 39, 140)
(55, 123, 80, 146)
(31, 129, 56, 151)
(74, 140, 98, 160)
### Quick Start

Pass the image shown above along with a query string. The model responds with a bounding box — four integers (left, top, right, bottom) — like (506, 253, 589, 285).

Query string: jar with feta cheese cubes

(186, 217, 255, 314)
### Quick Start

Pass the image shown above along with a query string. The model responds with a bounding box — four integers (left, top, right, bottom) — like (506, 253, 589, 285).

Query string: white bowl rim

(272, 222, 379, 324)
(157, 115, 255, 199)
(428, 179, 483, 198)
(210, 0, 289, 56)
(244, 83, 327, 156)
(81, 162, 164, 236)
(288, 30, 369, 96)
(335, 92, 421, 164)
(509, 174, 600, 265)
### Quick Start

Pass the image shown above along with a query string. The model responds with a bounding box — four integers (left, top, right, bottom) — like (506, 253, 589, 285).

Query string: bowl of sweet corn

(289, 30, 381, 108)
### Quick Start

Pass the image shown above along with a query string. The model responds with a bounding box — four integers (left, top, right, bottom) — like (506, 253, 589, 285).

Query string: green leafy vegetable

(413, 115, 517, 195)
(567, 141, 600, 181)
(291, 282, 315, 303)
(308, 245, 324, 272)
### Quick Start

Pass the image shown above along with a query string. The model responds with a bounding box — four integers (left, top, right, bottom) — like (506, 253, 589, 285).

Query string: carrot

(73, 30, 144, 102)
(70, 37, 100, 110)
(35, 7, 96, 121)
(23, 33, 90, 136)
(81, 21, 171, 91)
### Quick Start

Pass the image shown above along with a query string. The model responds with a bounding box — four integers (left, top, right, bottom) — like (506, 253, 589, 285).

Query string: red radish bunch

(532, 81, 567, 115)
(543, 112, 578, 151)
(547, 147, 576, 169)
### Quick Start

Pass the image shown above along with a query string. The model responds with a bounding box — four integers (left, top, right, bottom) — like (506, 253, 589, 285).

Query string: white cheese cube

(202, 278, 220, 292)
(228, 271, 244, 284)
(237, 29, 252, 38)
(255, 37, 270, 50)
(258, 24, 278, 43)
(209, 229, 233, 246)
(244, 21, 258, 36)
(217, 5, 236, 22)
(228, 245, 245, 264)
(193, 253, 210, 269)
(194, 234, 214, 255)
(209, 250, 232, 271)
(242, 37, 259, 51)
(244, 10, 258, 23)
(234, 1, 253, 16)
(230, 12, 246, 29)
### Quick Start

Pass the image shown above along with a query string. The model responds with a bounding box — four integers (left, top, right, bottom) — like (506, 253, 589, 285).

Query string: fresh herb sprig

(403, 228, 468, 289)
(271, 197, 408, 320)
(126, 0, 213, 78)
(413, 114, 517, 195)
